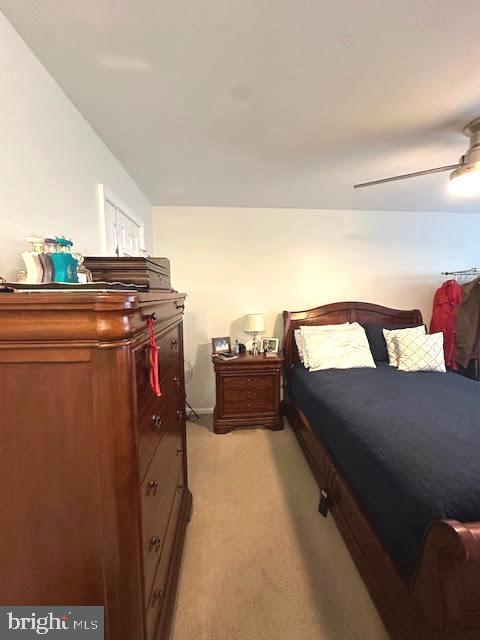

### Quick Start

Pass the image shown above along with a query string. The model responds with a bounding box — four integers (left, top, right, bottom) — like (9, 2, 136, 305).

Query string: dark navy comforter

(288, 363, 480, 576)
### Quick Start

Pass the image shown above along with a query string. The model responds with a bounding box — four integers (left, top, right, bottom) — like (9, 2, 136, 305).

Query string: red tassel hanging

(147, 317, 161, 397)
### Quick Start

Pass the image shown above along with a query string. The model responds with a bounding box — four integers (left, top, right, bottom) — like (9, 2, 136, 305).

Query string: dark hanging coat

(456, 277, 480, 368)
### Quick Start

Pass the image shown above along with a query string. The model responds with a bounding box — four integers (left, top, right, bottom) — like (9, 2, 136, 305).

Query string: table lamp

(244, 313, 265, 356)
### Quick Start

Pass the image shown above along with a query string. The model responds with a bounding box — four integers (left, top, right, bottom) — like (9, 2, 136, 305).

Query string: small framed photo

(261, 337, 279, 354)
(212, 336, 231, 354)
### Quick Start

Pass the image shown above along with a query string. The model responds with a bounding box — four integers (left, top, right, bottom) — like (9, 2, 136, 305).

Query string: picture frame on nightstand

(261, 337, 279, 354)
(212, 336, 231, 354)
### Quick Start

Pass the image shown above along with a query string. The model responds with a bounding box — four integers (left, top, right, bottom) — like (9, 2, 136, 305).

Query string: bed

(282, 302, 480, 640)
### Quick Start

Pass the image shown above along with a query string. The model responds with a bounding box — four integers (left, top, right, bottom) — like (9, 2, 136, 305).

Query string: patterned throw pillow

(383, 326, 426, 367)
(396, 332, 446, 372)
(361, 322, 422, 362)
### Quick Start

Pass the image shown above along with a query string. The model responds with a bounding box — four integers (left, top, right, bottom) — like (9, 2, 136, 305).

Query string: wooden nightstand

(212, 352, 284, 434)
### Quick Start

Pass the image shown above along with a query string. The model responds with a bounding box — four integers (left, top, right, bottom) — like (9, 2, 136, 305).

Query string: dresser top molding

(0, 290, 186, 345)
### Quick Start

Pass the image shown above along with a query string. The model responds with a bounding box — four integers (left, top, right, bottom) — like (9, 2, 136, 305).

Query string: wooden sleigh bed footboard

(282, 302, 480, 640)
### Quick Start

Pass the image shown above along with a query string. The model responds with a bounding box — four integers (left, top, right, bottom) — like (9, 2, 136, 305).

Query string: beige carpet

(171, 417, 389, 640)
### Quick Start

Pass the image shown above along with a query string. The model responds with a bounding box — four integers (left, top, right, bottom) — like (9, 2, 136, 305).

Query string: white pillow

(383, 326, 426, 367)
(294, 329, 305, 364)
(299, 323, 350, 368)
(301, 322, 376, 371)
(396, 332, 446, 372)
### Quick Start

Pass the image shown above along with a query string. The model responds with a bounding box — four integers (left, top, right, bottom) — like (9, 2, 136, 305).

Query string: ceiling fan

(354, 117, 480, 197)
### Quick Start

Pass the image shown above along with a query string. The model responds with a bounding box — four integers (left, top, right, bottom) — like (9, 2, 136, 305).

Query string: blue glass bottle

(50, 237, 79, 283)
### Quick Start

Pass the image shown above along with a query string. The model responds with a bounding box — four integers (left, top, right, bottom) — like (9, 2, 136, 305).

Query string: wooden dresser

(0, 290, 192, 640)
(212, 353, 284, 433)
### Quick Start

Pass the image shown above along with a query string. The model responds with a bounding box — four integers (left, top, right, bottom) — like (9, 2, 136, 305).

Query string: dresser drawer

(135, 324, 182, 414)
(223, 374, 274, 390)
(138, 395, 168, 481)
(159, 324, 181, 382)
(138, 367, 183, 480)
(145, 465, 186, 640)
(135, 344, 159, 415)
(167, 364, 185, 420)
(141, 413, 184, 599)
(145, 298, 184, 323)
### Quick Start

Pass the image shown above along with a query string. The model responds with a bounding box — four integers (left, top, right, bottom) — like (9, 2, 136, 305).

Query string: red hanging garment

(147, 317, 162, 397)
(430, 279, 462, 370)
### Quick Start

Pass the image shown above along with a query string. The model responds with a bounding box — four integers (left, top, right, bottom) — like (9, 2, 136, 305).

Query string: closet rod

(441, 267, 479, 277)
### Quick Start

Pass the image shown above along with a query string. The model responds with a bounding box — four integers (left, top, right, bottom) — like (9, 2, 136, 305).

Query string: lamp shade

(244, 313, 265, 333)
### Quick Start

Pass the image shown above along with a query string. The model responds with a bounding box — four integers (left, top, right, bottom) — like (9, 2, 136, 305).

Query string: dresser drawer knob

(151, 589, 164, 606)
(178, 482, 185, 492)
(147, 480, 158, 496)
(152, 414, 162, 430)
(150, 536, 162, 552)
(173, 376, 181, 386)
(171, 338, 178, 346)
(176, 447, 184, 456)
(176, 409, 183, 420)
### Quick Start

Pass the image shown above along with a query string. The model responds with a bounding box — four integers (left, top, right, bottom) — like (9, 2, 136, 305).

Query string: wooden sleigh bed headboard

(282, 301, 423, 373)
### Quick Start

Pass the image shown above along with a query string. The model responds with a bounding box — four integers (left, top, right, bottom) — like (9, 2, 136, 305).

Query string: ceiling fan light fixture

(354, 116, 480, 195)
(448, 162, 480, 197)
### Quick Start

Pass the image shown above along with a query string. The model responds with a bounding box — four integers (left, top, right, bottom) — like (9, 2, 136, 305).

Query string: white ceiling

(3, 0, 480, 211)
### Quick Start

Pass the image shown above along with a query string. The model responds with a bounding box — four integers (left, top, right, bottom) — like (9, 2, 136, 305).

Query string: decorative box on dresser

(212, 353, 284, 433)
(0, 289, 192, 640)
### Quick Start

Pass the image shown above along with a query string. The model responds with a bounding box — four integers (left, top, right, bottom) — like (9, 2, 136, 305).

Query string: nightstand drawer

(223, 399, 274, 415)
(223, 387, 273, 403)
(223, 374, 274, 390)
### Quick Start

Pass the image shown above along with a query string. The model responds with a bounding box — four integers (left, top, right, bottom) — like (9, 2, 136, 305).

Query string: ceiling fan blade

(353, 164, 459, 189)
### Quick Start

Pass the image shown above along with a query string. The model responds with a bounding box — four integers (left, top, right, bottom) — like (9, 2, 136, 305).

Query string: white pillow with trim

(298, 323, 350, 368)
(302, 322, 376, 371)
(396, 332, 446, 372)
(383, 325, 426, 367)
(294, 329, 305, 364)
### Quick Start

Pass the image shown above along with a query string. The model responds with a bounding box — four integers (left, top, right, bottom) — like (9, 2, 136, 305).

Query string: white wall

(154, 206, 480, 410)
(0, 12, 152, 280)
